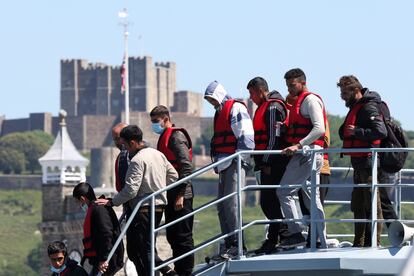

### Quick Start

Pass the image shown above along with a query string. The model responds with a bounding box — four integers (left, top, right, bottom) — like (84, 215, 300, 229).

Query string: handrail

(100, 147, 414, 276)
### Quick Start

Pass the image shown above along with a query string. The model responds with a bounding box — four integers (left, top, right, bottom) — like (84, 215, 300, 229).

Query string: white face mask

(80, 203, 88, 213)
(50, 264, 66, 273)
(151, 122, 165, 135)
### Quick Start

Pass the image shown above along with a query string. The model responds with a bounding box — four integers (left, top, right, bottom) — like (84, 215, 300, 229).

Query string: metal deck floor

(195, 246, 412, 276)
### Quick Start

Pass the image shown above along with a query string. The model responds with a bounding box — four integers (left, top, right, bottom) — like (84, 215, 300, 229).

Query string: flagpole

(119, 9, 130, 124)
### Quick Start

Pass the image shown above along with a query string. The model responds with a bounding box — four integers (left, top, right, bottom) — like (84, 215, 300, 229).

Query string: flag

(120, 57, 126, 94)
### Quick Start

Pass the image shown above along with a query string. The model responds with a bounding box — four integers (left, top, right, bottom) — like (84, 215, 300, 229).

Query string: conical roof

(38, 110, 88, 165)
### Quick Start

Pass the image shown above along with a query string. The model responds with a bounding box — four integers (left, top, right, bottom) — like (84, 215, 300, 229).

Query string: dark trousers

(260, 165, 289, 243)
(126, 209, 167, 276)
(165, 198, 194, 276)
(352, 168, 385, 247)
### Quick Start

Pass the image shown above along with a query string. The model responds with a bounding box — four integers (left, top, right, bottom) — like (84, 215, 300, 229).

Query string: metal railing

(101, 147, 414, 276)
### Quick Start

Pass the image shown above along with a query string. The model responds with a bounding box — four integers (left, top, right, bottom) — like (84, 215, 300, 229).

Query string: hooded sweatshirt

(339, 88, 388, 169)
(205, 81, 255, 172)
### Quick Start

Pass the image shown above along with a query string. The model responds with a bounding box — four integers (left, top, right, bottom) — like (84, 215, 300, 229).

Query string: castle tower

(38, 110, 89, 275)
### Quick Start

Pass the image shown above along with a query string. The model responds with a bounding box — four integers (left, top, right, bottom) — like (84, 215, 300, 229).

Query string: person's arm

(112, 159, 143, 206)
(166, 157, 179, 186)
(263, 102, 286, 164)
(353, 103, 387, 141)
(169, 131, 192, 196)
(299, 94, 325, 146)
(230, 102, 255, 151)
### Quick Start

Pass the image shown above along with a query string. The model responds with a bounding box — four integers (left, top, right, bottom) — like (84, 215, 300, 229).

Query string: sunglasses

(50, 257, 64, 262)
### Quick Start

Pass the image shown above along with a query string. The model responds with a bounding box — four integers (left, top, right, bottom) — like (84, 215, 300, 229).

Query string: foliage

(0, 147, 25, 174)
(0, 190, 41, 276)
(27, 243, 42, 274)
(0, 131, 54, 174)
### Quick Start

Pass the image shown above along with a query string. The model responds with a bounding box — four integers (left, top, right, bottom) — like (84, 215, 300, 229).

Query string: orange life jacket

(211, 99, 246, 154)
(253, 99, 288, 150)
(82, 205, 97, 258)
(157, 127, 193, 169)
(342, 102, 381, 157)
(285, 91, 326, 147)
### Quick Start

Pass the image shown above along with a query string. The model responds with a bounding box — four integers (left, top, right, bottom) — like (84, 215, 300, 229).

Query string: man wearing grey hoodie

(204, 81, 255, 258)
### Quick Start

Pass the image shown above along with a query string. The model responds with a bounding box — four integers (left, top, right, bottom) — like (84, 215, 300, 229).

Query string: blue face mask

(152, 122, 165, 135)
(81, 203, 88, 213)
(50, 264, 66, 273)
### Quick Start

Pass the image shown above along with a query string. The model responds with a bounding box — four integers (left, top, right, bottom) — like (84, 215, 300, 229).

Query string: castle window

(65, 166, 72, 172)
(47, 167, 52, 173)
(54, 166, 59, 172)
(74, 166, 80, 172)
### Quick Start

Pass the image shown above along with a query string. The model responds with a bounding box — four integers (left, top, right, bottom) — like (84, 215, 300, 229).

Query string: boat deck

(195, 246, 412, 276)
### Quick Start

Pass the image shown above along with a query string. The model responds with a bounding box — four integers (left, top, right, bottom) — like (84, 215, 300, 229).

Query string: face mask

(50, 264, 66, 274)
(152, 122, 165, 135)
(81, 203, 88, 213)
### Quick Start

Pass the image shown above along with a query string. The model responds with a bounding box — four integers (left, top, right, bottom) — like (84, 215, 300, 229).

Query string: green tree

(0, 148, 25, 174)
(0, 131, 54, 173)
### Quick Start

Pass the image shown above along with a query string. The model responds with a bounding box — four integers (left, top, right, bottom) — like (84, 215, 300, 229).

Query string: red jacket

(342, 102, 381, 157)
(285, 91, 326, 147)
(253, 99, 288, 150)
(157, 127, 193, 169)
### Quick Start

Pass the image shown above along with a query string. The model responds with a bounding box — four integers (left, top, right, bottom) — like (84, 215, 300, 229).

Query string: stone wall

(0, 175, 42, 189)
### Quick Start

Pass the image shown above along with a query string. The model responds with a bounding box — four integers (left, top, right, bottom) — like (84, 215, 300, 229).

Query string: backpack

(378, 102, 408, 173)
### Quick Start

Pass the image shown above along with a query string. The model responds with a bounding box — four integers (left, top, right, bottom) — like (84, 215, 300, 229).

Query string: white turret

(38, 110, 89, 184)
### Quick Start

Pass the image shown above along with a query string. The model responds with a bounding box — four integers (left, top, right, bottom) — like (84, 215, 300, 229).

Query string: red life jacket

(82, 205, 97, 259)
(211, 99, 246, 154)
(342, 102, 381, 157)
(285, 91, 326, 147)
(157, 127, 193, 169)
(253, 99, 288, 150)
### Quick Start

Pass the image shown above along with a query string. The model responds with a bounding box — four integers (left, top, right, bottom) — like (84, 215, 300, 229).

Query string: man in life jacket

(96, 125, 178, 276)
(277, 68, 327, 249)
(149, 105, 194, 276)
(112, 123, 129, 194)
(48, 241, 88, 276)
(204, 80, 255, 258)
(246, 77, 290, 254)
(288, 93, 332, 247)
(337, 75, 393, 247)
(73, 182, 124, 276)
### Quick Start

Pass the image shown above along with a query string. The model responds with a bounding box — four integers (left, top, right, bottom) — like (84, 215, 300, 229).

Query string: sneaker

(254, 239, 277, 255)
(278, 233, 306, 249)
(220, 245, 244, 259)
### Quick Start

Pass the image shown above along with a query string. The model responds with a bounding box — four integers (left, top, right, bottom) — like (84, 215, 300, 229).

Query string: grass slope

(0, 189, 41, 276)
(1, 191, 414, 272)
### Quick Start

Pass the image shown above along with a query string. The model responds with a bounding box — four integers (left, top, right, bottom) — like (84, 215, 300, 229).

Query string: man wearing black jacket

(247, 77, 290, 254)
(73, 182, 124, 275)
(150, 105, 194, 276)
(338, 75, 396, 247)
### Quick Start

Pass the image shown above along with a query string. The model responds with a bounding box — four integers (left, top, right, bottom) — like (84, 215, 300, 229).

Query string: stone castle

(0, 56, 207, 152)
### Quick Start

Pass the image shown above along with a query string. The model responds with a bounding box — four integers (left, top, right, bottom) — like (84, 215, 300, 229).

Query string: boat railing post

(397, 170, 402, 219)
(150, 196, 156, 276)
(310, 151, 318, 250)
(371, 150, 378, 248)
(237, 153, 244, 258)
